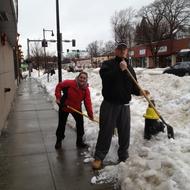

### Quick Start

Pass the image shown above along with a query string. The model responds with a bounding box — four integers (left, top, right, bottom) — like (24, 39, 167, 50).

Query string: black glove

(59, 87, 69, 108)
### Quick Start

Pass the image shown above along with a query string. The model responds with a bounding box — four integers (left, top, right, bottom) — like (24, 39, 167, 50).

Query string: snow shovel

(67, 105, 99, 124)
(125, 68, 174, 139)
(67, 105, 118, 136)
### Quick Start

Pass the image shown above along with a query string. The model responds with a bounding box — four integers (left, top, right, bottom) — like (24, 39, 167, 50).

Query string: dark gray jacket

(100, 56, 140, 105)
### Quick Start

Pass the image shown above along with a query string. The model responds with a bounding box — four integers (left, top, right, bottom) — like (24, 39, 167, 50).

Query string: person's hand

(89, 115, 94, 121)
(140, 90, 150, 96)
(56, 99, 60, 105)
(120, 60, 128, 71)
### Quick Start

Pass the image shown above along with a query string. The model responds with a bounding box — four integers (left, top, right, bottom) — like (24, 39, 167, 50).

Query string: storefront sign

(139, 49, 146, 55)
(158, 46, 167, 53)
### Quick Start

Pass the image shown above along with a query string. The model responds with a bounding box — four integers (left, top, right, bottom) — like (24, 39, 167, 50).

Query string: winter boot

(76, 138, 88, 148)
(92, 159, 102, 170)
(76, 141, 88, 148)
(55, 139, 62, 149)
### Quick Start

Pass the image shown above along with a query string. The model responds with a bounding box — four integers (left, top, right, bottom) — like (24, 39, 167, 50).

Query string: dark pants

(56, 108, 84, 143)
(94, 100, 131, 161)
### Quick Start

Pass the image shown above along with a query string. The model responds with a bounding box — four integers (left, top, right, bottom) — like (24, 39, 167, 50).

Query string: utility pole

(43, 29, 47, 73)
(27, 38, 31, 77)
(56, 0, 62, 82)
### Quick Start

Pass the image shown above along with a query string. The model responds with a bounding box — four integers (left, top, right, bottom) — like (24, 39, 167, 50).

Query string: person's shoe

(92, 159, 102, 170)
(55, 141, 62, 149)
(76, 141, 88, 149)
(144, 133, 151, 140)
(118, 153, 129, 163)
(118, 159, 127, 163)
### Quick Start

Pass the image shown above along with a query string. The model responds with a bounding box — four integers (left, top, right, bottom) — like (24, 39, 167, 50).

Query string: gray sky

(18, 0, 154, 56)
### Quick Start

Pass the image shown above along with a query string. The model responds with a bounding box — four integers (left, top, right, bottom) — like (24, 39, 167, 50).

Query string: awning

(177, 49, 190, 57)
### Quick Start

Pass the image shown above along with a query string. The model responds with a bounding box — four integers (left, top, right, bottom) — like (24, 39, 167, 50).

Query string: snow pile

(30, 68, 190, 190)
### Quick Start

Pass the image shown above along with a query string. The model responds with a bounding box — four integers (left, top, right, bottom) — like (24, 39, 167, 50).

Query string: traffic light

(72, 39, 76, 47)
(42, 39, 48, 47)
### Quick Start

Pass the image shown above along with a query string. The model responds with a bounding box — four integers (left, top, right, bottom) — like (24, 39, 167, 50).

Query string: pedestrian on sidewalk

(92, 42, 149, 170)
(55, 71, 94, 149)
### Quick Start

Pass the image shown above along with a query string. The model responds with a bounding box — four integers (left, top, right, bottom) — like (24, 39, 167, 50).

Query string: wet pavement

(0, 78, 114, 190)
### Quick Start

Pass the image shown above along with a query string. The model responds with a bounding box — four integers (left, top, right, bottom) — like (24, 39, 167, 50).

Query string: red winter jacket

(55, 79, 93, 119)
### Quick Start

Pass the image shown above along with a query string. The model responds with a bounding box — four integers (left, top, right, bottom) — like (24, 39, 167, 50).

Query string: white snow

(28, 67, 190, 190)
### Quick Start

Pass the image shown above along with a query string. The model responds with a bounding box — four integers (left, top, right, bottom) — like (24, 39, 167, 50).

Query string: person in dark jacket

(54, 71, 94, 149)
(92, 42, 149, 170)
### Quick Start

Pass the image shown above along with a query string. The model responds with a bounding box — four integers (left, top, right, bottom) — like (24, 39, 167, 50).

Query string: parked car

(163, 61, 190, 77)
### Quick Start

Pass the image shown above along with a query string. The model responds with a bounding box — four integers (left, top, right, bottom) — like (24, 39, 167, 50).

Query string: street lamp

(42, 28, 54, 82)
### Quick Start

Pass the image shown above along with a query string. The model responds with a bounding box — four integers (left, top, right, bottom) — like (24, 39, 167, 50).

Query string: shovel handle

(126, 68, 174, 139)
(67, 105, 99, 124)
(125, 68, 161, 118)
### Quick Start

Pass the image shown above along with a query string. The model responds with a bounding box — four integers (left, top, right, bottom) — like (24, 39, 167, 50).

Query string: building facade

(79, 38, 190, 69)
(0, 0, 19, 131)
(128, 38, 190, 68)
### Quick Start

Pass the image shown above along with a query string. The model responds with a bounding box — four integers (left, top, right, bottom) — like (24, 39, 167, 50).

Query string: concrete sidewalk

(0, 78, 114, 190)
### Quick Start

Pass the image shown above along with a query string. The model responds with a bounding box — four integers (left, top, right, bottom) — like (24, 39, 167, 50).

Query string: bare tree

(103, 41, 115, 54)
(30, 42, 56, 70)
(161, 0, 190, 39)
(86, 41, 99, 66)
(30, 42, 44, 69)
(111, 8, 136, 48)
(136, 1, 170, 66)
(86, 41, 101, 57)
(135, 0, 190, 66)
(135, 17, 150, 45)
(30, 42, 43, 58)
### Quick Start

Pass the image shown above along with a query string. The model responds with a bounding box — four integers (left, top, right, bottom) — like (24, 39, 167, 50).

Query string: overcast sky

(18, 0, 154, 56)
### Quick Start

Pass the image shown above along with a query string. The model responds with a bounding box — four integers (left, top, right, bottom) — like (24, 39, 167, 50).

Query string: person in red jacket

(54, 71, 94, 149)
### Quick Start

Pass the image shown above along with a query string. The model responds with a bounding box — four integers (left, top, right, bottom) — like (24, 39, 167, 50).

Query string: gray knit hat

(116, 42, 127, 49)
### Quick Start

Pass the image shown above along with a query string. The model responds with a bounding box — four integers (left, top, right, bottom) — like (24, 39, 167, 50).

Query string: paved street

(0, 78, 114, 190)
